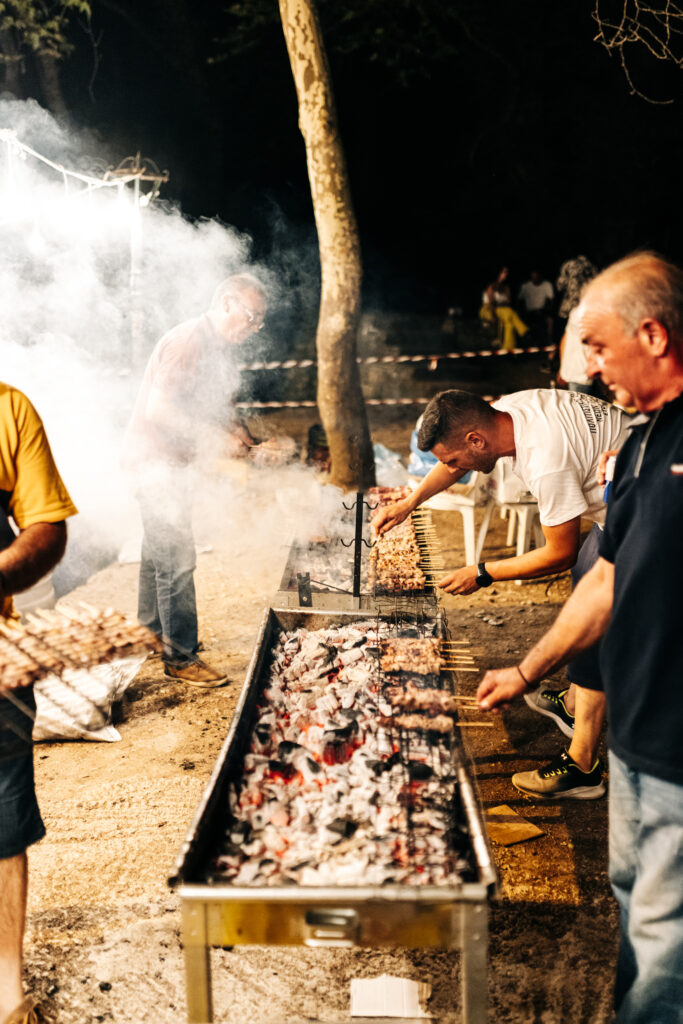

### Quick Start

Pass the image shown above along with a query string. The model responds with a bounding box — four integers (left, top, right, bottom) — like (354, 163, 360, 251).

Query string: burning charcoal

(267, 759, 297, 781)
(408, 762, 434, 782)
(228, 821, 252, 845)
(339, 708, 364, 721)
(211, 618, 477, 889)
(325, 818, 359, 840)
(255, 723, 271, 745)
(278, 740, 306, 762)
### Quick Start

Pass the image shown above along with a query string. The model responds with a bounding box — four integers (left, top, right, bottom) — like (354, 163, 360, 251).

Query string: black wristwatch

(476, 561, 494, 588)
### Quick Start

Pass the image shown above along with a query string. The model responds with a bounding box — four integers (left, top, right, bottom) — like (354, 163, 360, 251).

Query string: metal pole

(353, 491, 363, 599)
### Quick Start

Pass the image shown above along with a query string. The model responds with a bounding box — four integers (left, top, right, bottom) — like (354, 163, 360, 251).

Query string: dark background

(38, 1, 683, 312)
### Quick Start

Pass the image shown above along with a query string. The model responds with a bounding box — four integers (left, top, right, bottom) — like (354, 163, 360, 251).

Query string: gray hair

(417, 390, 495, 451)
(591, 252, 683, 351)
(210, 272, 267, 311)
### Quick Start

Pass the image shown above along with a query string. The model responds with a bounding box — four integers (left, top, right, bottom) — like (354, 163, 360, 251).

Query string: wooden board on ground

(485, 804, 544, 846)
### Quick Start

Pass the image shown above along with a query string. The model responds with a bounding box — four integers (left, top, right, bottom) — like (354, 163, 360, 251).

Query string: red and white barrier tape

(239, 346, 554, 372)
(236, 396, 497, 409)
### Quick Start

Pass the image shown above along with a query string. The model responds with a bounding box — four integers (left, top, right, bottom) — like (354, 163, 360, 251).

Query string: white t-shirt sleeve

(530, 470, 589, 527)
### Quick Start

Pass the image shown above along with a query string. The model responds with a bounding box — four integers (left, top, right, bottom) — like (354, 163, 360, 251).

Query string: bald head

(577, 252, 683, 411)
(583, 252, 683, 356)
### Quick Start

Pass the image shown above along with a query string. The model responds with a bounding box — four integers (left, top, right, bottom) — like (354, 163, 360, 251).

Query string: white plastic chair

(474, 461, 545, 578)
(409, 472, 493, 566)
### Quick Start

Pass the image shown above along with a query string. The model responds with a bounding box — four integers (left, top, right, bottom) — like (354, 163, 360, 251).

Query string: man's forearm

(483, 545, 574, 582)
(408, 462, 465, 509)
(0, 522, 67, 599)
(519, 557, 614, 684)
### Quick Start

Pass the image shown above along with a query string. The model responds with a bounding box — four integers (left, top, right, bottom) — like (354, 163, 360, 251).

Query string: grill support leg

(182, 901, 213, 1023)
(460, 902, 488, 1024)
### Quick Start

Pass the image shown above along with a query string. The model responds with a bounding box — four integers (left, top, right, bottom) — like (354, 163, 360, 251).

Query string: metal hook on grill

(341, 496, 378, 512)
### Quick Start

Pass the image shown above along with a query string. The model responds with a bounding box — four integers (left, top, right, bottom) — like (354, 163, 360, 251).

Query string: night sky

(38, 1, 683, 311)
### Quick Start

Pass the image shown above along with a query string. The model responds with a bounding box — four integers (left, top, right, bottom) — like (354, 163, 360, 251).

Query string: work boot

(512, 750, 605, 800)
(164, 661, 229, 688)
(524, 687, 575, 738)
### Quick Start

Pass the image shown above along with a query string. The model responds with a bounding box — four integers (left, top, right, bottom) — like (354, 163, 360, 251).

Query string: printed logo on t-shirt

(569, 391, 608, 435)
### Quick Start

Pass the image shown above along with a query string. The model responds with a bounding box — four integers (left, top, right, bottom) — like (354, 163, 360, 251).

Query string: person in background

(518, 268, 554, 343)
(480, 266, 529, 351)
(556, 254, 598, 333)
(557, 305, 604, 395)
(0, 383, 78, 1024)
(373, 386, 629, 799)
(556, 259, 599, 394)
(124, 273, 267, 687)
(478, 251, 683, 1023)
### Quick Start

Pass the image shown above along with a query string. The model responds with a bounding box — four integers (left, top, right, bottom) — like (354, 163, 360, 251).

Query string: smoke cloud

(0, 98, 329, 597)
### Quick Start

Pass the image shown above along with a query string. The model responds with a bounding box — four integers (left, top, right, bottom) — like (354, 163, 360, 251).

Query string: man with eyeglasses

(124, 273, 267, 686)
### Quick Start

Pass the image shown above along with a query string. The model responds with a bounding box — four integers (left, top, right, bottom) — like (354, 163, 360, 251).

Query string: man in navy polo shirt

(477, 251, 683, 1023)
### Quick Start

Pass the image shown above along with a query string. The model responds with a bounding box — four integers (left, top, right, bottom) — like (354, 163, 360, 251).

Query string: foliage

(0, 0, 90, 60)
(213, 0, 490, 84)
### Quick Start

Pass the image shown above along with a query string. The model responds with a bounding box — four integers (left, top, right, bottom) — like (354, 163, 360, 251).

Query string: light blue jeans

(136, 463, 198, 667)
(609, 751, 683, 1023)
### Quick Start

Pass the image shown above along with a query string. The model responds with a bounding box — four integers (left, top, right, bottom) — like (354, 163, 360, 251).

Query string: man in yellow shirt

(0, 383, 77, 1024)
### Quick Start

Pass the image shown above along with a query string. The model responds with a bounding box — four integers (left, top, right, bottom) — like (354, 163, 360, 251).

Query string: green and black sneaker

(512, 750, 605, 800)
(524, 687, 575, 738)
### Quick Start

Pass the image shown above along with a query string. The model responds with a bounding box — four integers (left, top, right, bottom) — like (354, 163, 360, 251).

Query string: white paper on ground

(350, 975, 432, 1018)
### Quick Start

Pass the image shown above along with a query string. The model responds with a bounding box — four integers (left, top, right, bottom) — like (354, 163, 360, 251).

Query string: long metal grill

(205, 608, 478, 889)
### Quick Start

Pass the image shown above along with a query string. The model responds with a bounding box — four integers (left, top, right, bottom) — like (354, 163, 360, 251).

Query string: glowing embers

(209, 620, 475, 888)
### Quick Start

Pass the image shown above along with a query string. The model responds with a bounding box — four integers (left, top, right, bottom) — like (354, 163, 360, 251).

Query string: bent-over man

(0, 383, 77, 1024)
(478, 251, 683, 1023)
(373, 386, 629, 798)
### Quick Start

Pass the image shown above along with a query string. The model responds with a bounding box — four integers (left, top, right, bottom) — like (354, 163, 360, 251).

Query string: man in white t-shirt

(373, 388, 629, 799)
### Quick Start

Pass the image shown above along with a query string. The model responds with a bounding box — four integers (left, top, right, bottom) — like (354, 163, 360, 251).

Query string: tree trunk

(0, 30, 24, 97)
(278, 0, 375, 491)
(36, 53, 69, 118)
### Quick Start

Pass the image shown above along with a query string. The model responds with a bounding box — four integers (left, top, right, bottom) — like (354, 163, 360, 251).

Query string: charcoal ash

(209, 618, 477, 888)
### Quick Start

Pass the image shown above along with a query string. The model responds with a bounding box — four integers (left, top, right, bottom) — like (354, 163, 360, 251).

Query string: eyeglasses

(230, 295, 265, 331)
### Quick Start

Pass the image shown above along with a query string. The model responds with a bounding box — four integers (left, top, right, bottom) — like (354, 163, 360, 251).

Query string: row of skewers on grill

(368, 486, 445, 593)
(375, 635, 488, 733)
(0, 603, 163, 691)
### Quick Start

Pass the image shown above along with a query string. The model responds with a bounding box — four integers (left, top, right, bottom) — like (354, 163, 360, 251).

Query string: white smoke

(0, 98, 326, 594)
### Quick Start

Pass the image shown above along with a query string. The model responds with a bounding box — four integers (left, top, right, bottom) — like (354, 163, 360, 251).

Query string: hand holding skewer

(371, 498, 413, 536)
(437, 564, 479, 595)
(477, 665, 530, 711)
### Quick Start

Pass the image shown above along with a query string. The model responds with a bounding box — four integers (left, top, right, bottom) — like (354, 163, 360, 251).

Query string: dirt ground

(23, 405, 618, 1024)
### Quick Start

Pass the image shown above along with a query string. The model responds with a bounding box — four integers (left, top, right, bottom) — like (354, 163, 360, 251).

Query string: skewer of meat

(379, 637, 442, 675)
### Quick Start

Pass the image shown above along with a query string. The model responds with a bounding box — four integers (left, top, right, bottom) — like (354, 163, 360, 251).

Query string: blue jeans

(566, 524, 603, 691)
(0, 688, 45, 859)
(136, 464, 198, 666)
(609, 751, 683, 1022)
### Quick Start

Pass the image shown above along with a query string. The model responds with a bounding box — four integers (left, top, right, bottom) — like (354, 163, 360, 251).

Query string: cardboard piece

(485, 803, 544, 846)
(350, 975, 432, 1019)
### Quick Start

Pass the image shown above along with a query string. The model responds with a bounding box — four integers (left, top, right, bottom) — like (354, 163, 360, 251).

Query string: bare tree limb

(593, 0, 683, 102)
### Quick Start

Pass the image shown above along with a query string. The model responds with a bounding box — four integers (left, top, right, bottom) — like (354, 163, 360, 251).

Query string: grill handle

(304, 908, 359, 947)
